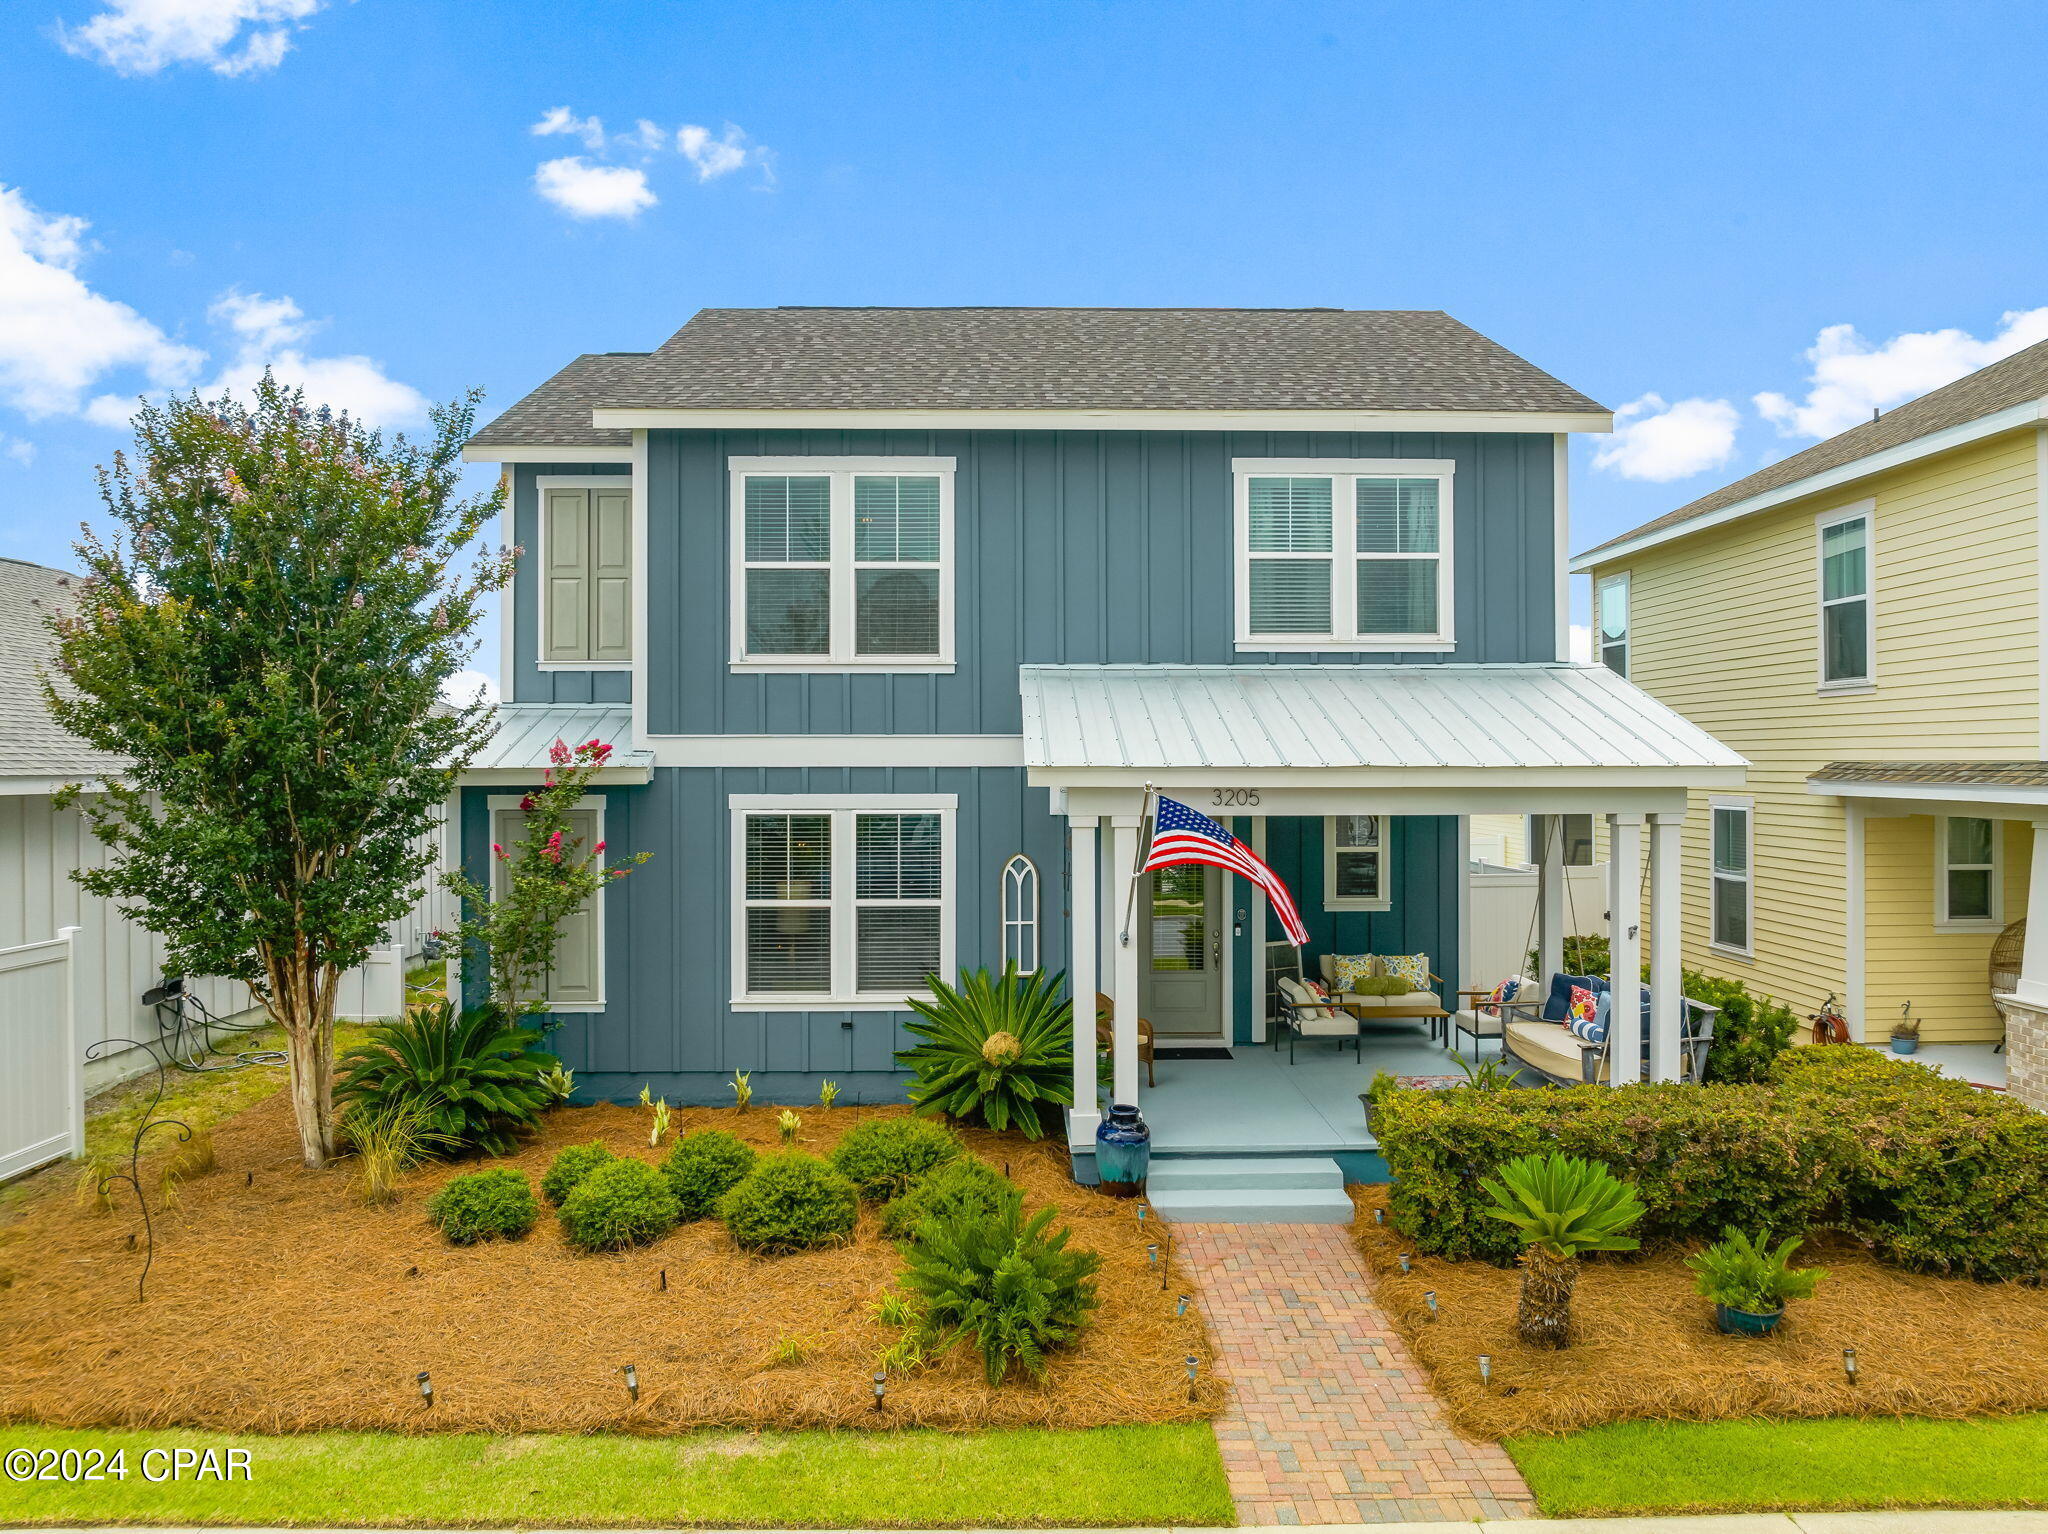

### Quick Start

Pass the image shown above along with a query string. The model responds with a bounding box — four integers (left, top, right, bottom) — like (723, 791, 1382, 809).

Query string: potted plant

(1360, 1068, 1400, 1134)
(1890, 1004, 1921, 1055)
(1685, 1228, 1825, 1336)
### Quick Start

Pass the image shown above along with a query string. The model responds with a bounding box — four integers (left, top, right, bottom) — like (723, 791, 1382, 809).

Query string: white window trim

(1934, 814, 2004, 932)
(1322, 814, 1391, 911)
(728, 792, 957, 1010)
(533, 475, 634, 671)
(1816, 499, 1876, 694)
(1595, 570, 1630, 678)
(1708, 794, 1754, 960)
(486, 792, 607, 1012)
(1230, 457, 1456, 652)
(727, 456, 957, 673)
(1000, 853, 1040, 973)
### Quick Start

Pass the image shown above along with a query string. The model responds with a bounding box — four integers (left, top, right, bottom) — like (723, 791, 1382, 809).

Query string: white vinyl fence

(1467, 860, 1612, 988)
(0, 926, 84, 1179)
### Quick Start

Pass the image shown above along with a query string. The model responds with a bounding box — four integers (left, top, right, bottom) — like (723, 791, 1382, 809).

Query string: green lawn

(0, 1423, 1234, 1528)
(1509, 1414, 2048, 1517)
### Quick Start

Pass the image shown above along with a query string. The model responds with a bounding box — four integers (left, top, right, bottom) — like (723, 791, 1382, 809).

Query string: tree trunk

(1517, 1244, 1578, 1349)
(272, 942, 337, 1168)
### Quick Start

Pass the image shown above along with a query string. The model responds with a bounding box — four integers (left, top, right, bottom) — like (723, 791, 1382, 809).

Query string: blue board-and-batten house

(457, 307, 1744, 1182)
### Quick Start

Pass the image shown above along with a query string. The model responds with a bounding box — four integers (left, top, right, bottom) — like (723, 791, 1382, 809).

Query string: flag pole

(1118, 782, 1156, 948)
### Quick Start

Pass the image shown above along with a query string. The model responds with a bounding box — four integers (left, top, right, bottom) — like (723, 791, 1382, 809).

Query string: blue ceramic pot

(1891, 1036, 1920, 1055)
(1714, 1302, 1784, 1336)
(1095, 1102, 1151, 1196)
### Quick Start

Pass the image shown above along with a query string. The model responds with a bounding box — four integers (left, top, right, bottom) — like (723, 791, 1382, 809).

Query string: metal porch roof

(1018, 664, 1746, 776)
(467, 704, 652, 781)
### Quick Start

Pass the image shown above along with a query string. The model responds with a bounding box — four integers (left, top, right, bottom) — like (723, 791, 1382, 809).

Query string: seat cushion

(1452, 1007, 1506, 1038)
(1506, 1018, 1604, 1083)
(1277, 975, 1348, 1029)
(1346, 990, 1440, 1011)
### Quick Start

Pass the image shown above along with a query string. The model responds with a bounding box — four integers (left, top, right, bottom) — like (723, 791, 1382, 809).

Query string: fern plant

(899, 1196, 1101, 1384)
(335, 1000, 559, 1156)
(896, 966, 1074, 1137)
(1687, 1228, 1826, 1314)
(1479, 1151, 1645, 1349)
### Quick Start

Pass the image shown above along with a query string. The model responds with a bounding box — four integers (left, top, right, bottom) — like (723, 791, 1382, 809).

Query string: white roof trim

(1571, 396, 2048, 572)
(461, 445, 635, 464)
(1807, 776, 2048, 808)
(591, 406, 1613, 435)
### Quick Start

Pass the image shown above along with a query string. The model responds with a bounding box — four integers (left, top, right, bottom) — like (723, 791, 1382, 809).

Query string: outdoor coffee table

(1341, 1001, 1452, 1045)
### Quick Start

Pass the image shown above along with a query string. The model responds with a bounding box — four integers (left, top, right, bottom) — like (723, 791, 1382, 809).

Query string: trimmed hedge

(719, 1152, 859, 1254)
(881, 1154, 1018, 1242)
(661, 1130, 757, 1220)
(1376, 1046, 2048, 1279)
(426, 1168, 538, 1244)
(558, 1158, 681, 1252)
(828, 1117, 961, 1202)
(540, 1140, 615, 1207)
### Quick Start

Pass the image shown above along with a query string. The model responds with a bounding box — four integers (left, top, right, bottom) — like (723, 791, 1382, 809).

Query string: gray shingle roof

(1579, 337, 2048, 564)
(0, 558, 126, 781)
(1810, 761, 2048, 789)
(465, 353, 642, 449)
(468, 308, 1606, 447)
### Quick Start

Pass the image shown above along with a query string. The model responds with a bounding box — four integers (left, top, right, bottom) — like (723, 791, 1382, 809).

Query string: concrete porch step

(1146, 1156, 1345, 1191)
(1147, 1184, 1355, 1224)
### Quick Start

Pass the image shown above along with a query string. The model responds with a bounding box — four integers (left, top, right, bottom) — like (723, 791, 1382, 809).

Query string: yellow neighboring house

(1574, 340, 2048, 1114)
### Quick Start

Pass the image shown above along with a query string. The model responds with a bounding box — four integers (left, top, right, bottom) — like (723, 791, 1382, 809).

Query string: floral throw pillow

(1378, 952, 1431, 991)
(1480, 975, 1525, 1019)
(1330, 954, 1376, 994)
(1566, 984, 1606, 1042)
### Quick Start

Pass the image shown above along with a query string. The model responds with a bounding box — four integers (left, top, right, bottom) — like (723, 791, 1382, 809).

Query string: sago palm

(335, 1000, 559, 1156)
(897, 966, 1073, 1137)
(1479, 1151, 1645, 1349)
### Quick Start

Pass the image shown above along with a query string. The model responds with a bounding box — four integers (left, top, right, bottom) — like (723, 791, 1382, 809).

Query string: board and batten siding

(643, 428, 1561, 736)
(506, 463, 633, 706)
(1590, 429, 2041, 1042)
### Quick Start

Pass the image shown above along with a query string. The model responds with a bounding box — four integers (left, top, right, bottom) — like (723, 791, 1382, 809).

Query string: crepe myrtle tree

(45, 376, 515, 1167)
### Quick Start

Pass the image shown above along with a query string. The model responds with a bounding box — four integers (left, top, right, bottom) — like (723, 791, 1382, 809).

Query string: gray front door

(1141, 863, 1224, 1038)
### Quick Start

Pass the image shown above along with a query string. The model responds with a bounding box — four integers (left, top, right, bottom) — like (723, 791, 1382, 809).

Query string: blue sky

(7, 0, 2048, 682)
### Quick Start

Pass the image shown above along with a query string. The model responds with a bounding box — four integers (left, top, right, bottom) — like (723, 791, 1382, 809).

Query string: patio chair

(1498, 974, 1720, 1085)
(1273, 975, 1362, 1063)
(1094, 992, 1156, 1088)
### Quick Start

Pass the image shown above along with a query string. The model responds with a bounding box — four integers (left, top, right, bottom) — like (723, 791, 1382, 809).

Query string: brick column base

(1997, 994, 2048, 1112)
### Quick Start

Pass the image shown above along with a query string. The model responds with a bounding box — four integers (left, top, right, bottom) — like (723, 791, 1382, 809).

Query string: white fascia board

(593, 406, 1614, 435)
(458, 765, 653, 786)
(1570, 397, 2048, 573)
(645, 734, 1026, 768)
(461, 445, 635, 464)
(1807, 777, 2048, 809)
(0, 773, 119, 797)
(1032, 763, 1750, 791)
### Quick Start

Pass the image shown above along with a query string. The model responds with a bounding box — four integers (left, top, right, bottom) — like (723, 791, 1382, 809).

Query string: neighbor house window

(1937, 816, 2001, 929)
(730, 457, 955, 669)
(1000, 854, 1040, 973)
(537, 477, 633, 665)
(489, 796, 606, 1009)
(1817, 505, 1872, 688)
(730, 795, 955, 1006)
(1710, 799, 1753, 954)
(1528, 814, 1596, 867)
(1233, 458, 1455, 649)
(1596, 573, 1629, 676)
(1324, 815, 1390, 910)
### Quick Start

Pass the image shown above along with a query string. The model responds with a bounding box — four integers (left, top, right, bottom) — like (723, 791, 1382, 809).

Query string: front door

(1141, 863, 1224, 1039)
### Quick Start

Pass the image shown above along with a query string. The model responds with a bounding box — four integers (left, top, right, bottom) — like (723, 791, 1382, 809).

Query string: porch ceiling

(1019, 663, 1747, 794)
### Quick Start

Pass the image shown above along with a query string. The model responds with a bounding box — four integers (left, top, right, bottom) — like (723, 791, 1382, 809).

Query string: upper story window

(538, 477, 632, 666)
(1937, 815, 2002, 930)
(1596, 573, 1629, 676)
(1232, 458, 1456, 651)
(729, 457, 955, 672)
(1817, 503, 1873, 689)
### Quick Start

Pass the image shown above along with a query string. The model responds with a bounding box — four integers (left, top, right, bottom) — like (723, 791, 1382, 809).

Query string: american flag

(1140, 794, 1309, 948)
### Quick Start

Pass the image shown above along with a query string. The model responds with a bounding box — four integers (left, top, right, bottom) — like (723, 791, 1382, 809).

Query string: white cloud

(533, 156, 657, 221)
(1756, 308, 2048, 440)
(677, 123, 750, 181)
(203, 287, 429, 428)
(58, 0, 326, 77)
(1568, 623, 1592, 664)
(1, 435, 35, 466)
(0, 184, 202, 420)
(1591, 393, 1740, 483)
(210, 288, 311, 351)
(440, 669, 498, 708)
(530, 106, 607, 153)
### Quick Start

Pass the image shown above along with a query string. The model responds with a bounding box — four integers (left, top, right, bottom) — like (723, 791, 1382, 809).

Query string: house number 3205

(1210, 789, 1261, 807)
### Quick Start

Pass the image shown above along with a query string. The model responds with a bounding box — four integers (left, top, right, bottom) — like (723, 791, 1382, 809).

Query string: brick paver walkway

(1177, 1223, 1535, 1526)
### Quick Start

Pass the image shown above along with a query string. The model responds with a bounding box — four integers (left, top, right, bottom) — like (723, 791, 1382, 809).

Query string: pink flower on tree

(491, 843, 507, 860)
(593, 840, 607, 854)
(544, 830, 564, 864)
(518, 794, 536, 812)
(548, 739, 572, 767)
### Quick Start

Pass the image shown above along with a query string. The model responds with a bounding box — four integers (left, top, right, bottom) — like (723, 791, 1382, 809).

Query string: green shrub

(896, 965, 1074, 1137)
(829, 1117, 961, 1201)
(426, 1168, 538, 1244)
(882, 1155, 1018, 1241)
(557, 1158, 680, 1251)
(1374, 1047, 2048, 1279)
(661, 1129, 758, 1220)
(1685, 970, 1800, 1083)
(1525, 933, 1612, 979)
(335, 1000, 559, 1156)
(900, 1200, 1100, 1384)
(540, 1140, 615, 1206)
(718, 1152, 858, 1254)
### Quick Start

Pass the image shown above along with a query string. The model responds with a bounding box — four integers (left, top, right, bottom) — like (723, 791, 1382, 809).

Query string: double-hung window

(1596, 573, 1629, 676)
(1710, 799, 1753, 955)
(1937, 816, 2001, 930)
(1817, 504, 1873, 688)
(730, 457, 954, 670)
(1233, 458, 1455, 650)
(731, 795, 956, 1006)
(537, 476, 633, 665)
(1324, 815, 1390, 910)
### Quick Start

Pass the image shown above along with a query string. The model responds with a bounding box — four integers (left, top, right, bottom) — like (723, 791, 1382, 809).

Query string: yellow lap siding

(1864, 816, 2027, 1044)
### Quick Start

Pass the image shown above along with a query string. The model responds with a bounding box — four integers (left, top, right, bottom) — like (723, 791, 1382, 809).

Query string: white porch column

(1606, 812, 1645, 1085)
(1535, 813, 1564, 980)
(1109, 814, 1143, 1105)
(1648, 811, 1684, 1083)
(1067, 816, 1100, 1147)
(2014, 818, 2048, 1009)
(1844, 801, 1866, 1042)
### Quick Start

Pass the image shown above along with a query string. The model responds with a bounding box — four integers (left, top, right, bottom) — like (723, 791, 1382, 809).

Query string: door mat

(1153, 1046, 1234, 1061)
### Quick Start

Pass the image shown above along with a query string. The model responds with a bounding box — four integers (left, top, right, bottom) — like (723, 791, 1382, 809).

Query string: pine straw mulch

(1349, 1184, 2048, 1439)
(0, 1095, 1220, 1435)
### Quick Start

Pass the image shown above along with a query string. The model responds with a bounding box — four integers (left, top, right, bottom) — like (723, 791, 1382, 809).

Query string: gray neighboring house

(459, 306, 1747, 1183)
